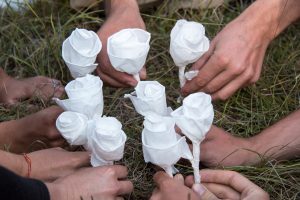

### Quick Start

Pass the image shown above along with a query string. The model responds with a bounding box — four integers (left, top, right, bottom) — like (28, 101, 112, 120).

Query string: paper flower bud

(142, 113, 193, 175)
(171, 92, 214, 142)
(107, 28, 151, 78)
(54, 74, 104, 119)
(170, 19, 209, 67)
(62, 28, 102, 78)
(56, 111, 88, 145)
(143, 113, 177, 148)
(88, 116, 127, 167)
(124, 81, 168, 116)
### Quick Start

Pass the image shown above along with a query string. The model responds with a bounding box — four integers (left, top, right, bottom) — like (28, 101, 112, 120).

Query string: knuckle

(213, 52, 229, 66)
(195, 77, 207, 88)
(229, 64, 245, 75)
(204, 84, 217, 94)
(244, 68, 254, 80)
(106, 168, 117, 177)
(227, 171, 239, 185)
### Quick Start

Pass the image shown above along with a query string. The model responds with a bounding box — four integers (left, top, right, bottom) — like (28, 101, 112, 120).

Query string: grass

(0, 0, 299, 199)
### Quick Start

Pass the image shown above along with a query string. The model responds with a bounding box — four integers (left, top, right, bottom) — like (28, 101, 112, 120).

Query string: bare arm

(250, 109, 300, 161)
(182, 0, 300, 100)
(0, 150, 25, 176)
(201, 109, 300, 167)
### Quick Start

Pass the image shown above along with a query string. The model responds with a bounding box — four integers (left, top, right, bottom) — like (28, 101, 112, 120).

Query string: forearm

(236, 0, 300, 43)
(104, 0, 139, 16)
(0, 150, 25, 176)
(250, 109, 300, 161)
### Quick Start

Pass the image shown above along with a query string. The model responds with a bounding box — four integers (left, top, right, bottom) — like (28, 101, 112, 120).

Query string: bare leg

(0, 106, 65, 153)
(0, 68, 64, 106)
(201, 109, 300, 166)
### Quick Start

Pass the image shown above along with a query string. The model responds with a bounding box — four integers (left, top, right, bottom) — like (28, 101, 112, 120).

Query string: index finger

(181, 52, 225, 96)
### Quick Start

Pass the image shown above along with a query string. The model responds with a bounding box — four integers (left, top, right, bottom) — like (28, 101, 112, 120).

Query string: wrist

(16, 154, 28, 177)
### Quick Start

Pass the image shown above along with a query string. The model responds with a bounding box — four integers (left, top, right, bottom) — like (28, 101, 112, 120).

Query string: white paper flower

(88, 116, 127, 167)
(170, 19, 209, 87)
(54, 74, 103, 119)
(171, 92, 214, 183)
(107, 28, 151, 81)
(124, 81, 169, 116)
(62, 28, 102, 78)
(170, 20, 209, 67)
(56, 111, 89, 145)
(171, 92, 213, 142)
(142, 113, 193, 176)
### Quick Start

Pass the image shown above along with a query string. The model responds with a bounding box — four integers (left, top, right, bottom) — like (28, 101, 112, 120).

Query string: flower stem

(165, 166, 173, 177)
(192, 142, 201, 184)
(178, 66, 186, 88)
(133, 73, 140, 82)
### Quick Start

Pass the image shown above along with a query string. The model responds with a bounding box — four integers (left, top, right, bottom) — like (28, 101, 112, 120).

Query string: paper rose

(171, 92, 214, 183)
(124, 81, 169, 116)
(107, 28, 151, 81)
(54, 74, 103, 119)
(56, 111, 89, 145)
(62, 28, 102, 78)
(142, 113, 193, 176)
(87, 116, 127, 167)
(170, 19, 209, 87)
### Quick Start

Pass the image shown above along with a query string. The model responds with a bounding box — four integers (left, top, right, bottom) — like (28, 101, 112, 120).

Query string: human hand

(185, 170, 269, 200)
(96, 0, 147, 87)
(23, 147, 90, 182)
(199, 126, 256, 167)
(47, 165, 133, 200)
(181, 2, 274, 100)
(150, 171, 200, 200)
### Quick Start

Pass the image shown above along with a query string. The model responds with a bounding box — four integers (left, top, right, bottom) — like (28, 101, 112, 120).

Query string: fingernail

(192, 184, 206, 197)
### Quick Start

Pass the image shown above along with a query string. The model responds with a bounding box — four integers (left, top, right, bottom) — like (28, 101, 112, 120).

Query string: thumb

(192, 184, 219, 200)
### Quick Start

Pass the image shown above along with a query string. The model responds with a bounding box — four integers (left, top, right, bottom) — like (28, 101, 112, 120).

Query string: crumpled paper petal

(54, 95, 103, 119)
(62, 28, 102, 78)
(143, 134, 193, 168)
(171, 92, 214, 142)
(185, 70, 199, 81)
(64, 62, 98, 79)
(65, 74, 103, 99)
(107, 28, 151, 75)
(124, 81, 168, 116)
(142, 113, 193, 173)
(54, 74, 104, 119)
(56, 111, 88, 145)
(88, 116, 127, 167)
(170, 19, 209, 67)
(143, 113, 177, 148)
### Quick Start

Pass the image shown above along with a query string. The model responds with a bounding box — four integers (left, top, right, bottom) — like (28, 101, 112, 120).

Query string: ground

(0, 0, 299, 199)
